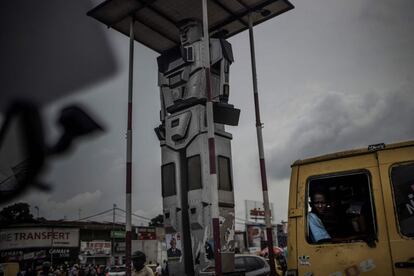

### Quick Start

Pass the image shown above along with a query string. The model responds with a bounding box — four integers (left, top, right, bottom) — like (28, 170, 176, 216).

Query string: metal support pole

(50, 228, 54, 266)
(126, 16, 134, 276)
(202, 0, 222, 275)
(112, 204, 116, 265)
(247, 13, 277, 276)
(113, 204, 116, 226)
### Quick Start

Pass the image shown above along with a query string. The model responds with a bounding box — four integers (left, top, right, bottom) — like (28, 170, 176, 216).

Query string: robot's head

(178, 18, 203, 46)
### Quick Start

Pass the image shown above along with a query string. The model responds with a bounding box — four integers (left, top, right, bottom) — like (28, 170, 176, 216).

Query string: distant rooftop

(0, 219, 127, 230)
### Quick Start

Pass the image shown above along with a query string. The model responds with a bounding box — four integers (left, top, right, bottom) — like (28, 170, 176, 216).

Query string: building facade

(0, 221, 164, 269)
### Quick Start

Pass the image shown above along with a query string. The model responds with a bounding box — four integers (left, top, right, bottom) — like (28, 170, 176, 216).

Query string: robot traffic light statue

(155, 19, 240, 275)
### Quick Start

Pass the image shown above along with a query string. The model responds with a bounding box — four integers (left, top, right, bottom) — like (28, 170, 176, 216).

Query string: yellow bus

(287, 141, 414, 276)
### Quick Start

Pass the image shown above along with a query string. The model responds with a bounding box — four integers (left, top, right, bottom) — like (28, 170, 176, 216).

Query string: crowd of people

(14, 251, 169, 276)
(16, 262, 117, 276)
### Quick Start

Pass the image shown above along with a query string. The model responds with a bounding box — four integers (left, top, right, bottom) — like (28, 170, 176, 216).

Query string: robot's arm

(210, 39, 234, 103)
(158, 71, 168, 122)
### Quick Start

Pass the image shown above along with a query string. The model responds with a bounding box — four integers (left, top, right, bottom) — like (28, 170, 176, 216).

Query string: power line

(78, 208, 114, 221)
(115, 208, 151, 221)
(77, 206, 152, 223)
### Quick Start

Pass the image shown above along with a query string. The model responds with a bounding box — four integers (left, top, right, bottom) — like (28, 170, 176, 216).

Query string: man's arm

(308, 213, 331, 243)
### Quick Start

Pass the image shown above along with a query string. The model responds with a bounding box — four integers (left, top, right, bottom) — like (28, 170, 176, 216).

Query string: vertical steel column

(125, 16, 134, 276)
(112, 204, 116, 265)
(179, 150, 195, 276)
(248, 13, 277, 276)
(113, 204, 117, 226)
(50, 228, 54, 266)
(202, 0, 222, 275)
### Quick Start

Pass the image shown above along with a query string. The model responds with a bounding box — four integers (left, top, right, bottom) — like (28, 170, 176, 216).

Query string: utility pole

(113, 204, 117, 225)
(125, 16, 135, 276)
(248, 12, 277, 276)
(50, 228, 54, 266)
(112, 204, 116, 265)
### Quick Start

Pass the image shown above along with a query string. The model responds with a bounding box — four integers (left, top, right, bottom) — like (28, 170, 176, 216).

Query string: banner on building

(137, 227, 156, 240)
(1, 247, 79, 262)
(246, 224, 278, 253)
(165, 232, 182, 261)
(80, 241, 111, 255)
(245, 200, 274, 222)
(0, 228, 79, 250)
(113, 242, 125, 253)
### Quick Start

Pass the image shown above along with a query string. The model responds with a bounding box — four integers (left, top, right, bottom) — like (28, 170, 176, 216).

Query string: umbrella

(260, 246, 284, 256)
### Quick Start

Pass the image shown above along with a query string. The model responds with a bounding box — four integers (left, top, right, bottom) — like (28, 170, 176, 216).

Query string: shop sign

(137, 227, 156, 240)
(49, 248, 71, 258)
(1, 247, 78, 262)
(1, 250, 23, 259)
(245, 200, 274, 222)
(114, 242, 125, 253)
(0, 228, 79, 250)
(110, 230, 125, 239)
(80, 241, 111, 255)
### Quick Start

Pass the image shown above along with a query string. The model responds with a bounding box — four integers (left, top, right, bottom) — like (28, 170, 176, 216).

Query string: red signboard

(137, 227, 156, 240)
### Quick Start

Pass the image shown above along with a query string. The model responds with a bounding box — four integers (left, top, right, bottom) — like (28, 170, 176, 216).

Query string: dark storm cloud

(267, 84, 414, 181)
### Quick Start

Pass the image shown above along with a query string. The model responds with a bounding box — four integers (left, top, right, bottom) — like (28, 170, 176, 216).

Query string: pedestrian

(155, 262, 161, 276)
(97, 265, 105, 276)
(25, 267, 36, 276)
(69, 264, 78, 276)
(131, 251, 154, 276)
(161, 260, 168, 276)
(39, 262, 54, 276)
(54, 266, 62, 276)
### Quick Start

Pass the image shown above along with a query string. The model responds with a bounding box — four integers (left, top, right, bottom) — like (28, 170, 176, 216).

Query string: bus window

(390, 162, 414, 237)
(306, 171, 377, 246)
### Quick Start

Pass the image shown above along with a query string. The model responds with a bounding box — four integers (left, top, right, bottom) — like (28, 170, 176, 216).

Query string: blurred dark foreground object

(0, 0, 117, 203)
(0, 0, 118, 113)
(0, 102, 104, 204)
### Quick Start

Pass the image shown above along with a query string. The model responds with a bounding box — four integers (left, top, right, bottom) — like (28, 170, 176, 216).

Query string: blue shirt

(308, 212, 331, 242)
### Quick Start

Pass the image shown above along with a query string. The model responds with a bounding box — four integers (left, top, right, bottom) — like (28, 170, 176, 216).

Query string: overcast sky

(3, 0, 414, 228)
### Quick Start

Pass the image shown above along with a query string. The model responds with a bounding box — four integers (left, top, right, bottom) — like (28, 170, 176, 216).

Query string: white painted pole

(202, 0, 222, 275)
(125, 16, 134, 276)
(248, 13, 277, 276)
